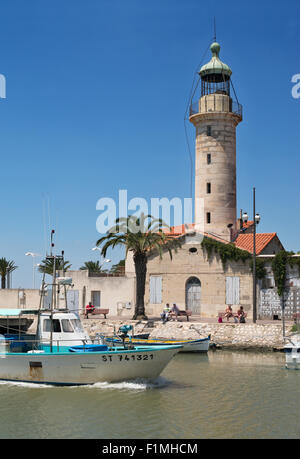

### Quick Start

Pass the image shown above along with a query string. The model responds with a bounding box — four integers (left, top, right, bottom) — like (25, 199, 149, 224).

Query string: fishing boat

(0, 248, 181, 385)
(284, 334, 300, 370)
(105, 335, 211, 353)
(0, 310, 181, 386)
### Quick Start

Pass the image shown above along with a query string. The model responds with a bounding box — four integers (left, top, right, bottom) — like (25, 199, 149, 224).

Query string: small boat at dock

(105, 335, 211, 353)
(284, 334, 300, 370)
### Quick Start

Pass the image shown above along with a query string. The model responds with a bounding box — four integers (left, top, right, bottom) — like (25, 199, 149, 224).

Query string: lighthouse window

(206, 212, 211, 224)
(207, 154, 211, 164)
(207, 126, 212, 136)
(207, 183, 211, 194)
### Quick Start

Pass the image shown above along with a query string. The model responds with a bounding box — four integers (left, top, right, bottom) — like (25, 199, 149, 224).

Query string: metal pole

(50, 255, 56, 353)
(282, 296, 286, 338)
(32, 257, 35, 289)
(62, 250, 68, 311)
(253, 187, 257, 324)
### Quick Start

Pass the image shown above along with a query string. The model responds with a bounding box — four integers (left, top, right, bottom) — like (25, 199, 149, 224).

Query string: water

(0, 351, 299, 439)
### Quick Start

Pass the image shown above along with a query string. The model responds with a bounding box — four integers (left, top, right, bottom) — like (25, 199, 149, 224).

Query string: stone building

(129, 223, 284, 318)
(1, 40, 294, 321)
(130, 41, 288, 319)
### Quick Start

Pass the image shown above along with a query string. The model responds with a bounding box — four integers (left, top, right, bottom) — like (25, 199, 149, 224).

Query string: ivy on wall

(250, 258, 267, 280)
(201, 238, 300, 295)
(201, 236, 254, 270)
(271, 250, 300, 297)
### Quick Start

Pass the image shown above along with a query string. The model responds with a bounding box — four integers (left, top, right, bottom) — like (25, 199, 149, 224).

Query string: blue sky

(0, 0, 299, 287)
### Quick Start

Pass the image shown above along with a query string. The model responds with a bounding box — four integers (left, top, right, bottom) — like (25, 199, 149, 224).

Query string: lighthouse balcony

(190, 93, 242, 119)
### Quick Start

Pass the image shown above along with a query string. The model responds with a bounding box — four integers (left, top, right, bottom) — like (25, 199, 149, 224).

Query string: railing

(189, 98, 243, 118)
(88, 272, 125, 278)
(2, 336, 107, 353)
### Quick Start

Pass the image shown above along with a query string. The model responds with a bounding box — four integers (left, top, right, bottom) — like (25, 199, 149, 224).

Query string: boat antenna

(50, 229, 56, 353)
(62, 250, 69, 311)
(50, 229, 55, 256)
(38, 271, 46, 311)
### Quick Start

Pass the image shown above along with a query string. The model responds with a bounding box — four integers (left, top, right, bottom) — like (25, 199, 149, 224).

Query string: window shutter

(150, 276, 162, 304)
(226, 277, 240, 305)
(233, 277, 240, 304)
(226, 277, 233, 304)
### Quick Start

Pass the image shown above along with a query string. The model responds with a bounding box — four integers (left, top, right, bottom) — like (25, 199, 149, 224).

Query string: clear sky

(0, 0, 299, 287)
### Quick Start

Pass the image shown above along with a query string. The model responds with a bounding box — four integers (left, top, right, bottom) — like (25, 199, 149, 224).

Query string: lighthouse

(189, 42, 242, 241)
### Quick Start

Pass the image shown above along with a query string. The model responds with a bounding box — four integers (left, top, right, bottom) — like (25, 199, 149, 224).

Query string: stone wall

(66, 270, 135, 315)
(0, 289, 40, 310)
(81, 318, 286, 351)
(145, 239, 253, 318)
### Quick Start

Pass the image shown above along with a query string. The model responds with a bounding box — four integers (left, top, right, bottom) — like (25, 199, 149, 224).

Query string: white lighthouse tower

(189, 41, 242, 241)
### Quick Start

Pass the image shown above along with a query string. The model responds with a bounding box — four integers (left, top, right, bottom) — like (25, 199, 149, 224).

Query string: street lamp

(25, 252, 41, 289)
(91, 247, 111, 267)
(242, 212, 249, 224)
(242, 189, 261, 323)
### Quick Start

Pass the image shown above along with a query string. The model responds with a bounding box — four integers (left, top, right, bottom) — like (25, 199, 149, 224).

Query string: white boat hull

(179, 339, 210, 353)
(0, 347, 180, 385)
(285, 352, 300, 370)
(284, 337, 300, 370)
(106, 336, 210, 353)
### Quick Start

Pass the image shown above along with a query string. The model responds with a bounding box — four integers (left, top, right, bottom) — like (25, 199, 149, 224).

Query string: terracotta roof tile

(242, 220, 254, 230)
(164, 224, 230, 244)
(234, 233, 277, 255)
(164, 224, 279, 255)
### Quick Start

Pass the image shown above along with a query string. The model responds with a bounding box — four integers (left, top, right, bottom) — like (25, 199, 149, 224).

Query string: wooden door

(186, 277, 201, 314)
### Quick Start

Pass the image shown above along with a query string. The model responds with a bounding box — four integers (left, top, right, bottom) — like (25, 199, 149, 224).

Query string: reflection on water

(0, 351, 299, 439)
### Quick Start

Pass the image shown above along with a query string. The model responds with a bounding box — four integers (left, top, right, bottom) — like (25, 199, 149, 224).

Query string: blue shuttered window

(150, 276, 162, 304)
(226, 277, 240, 305)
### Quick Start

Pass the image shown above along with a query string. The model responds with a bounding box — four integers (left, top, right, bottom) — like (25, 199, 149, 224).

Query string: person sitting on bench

(224, 305, 233, 322)
(171, 303, 181, 320)
(237, 306, 246, 323)
(160, 304, 171, 323)
(86, 302, 95, 315)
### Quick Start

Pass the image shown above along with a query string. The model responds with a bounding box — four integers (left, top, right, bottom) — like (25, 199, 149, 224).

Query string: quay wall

(81, 318, 288, 351)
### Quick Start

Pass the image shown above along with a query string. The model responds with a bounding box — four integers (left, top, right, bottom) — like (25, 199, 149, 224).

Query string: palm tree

(38, 258, 71, 275)
(96, 213, 181, 320)
(0, 258, 18, 289)
(79, 260, 106, 273)
(110, 259, 125, 274)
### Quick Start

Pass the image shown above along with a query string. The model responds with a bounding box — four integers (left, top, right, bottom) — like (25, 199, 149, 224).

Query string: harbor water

(0, 350, 299, 439)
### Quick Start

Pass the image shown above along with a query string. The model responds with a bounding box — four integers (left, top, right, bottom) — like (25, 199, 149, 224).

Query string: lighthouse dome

(199, 42, 232, 80)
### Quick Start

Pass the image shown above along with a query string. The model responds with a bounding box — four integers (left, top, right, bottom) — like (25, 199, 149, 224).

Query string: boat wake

(0, 380, 56, 389)
(89, 376, 171, 391)
(0, 376, 171, 390)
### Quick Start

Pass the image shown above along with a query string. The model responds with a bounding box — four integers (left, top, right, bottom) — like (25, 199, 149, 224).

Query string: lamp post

(242, 188, 261, 323)
(25, 252, 41, 289)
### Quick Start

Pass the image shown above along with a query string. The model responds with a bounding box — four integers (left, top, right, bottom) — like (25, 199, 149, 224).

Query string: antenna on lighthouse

(213, 17, 216, 42)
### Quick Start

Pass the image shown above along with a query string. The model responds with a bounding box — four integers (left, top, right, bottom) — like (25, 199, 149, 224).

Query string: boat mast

(50, 230, 56, 353)
(61, 250, 68, 311)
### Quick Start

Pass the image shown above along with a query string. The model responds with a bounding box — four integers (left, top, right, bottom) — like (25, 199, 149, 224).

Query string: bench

(170, 310, 192, 322)
(85, 308, 109, 319)
(293, 313, 300, 323)
(218, 311, 247, 323)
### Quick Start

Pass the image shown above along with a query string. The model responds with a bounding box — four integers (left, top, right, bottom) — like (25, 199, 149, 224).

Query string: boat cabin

(37, 311, 90, 348)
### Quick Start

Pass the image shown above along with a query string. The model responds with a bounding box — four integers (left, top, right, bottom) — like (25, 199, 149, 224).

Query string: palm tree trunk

(1, 275, 6, 289)
(132, 252, 148, 320)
